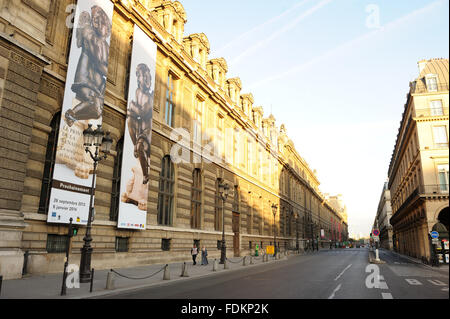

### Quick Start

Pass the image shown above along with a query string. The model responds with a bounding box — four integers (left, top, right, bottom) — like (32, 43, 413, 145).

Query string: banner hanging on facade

(47, 0, 114, 225)
(117, 25, 157, 230)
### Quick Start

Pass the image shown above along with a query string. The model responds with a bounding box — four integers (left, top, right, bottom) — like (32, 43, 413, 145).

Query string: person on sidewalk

(201, 246, 208, 265)
(191, 245, 198, 265)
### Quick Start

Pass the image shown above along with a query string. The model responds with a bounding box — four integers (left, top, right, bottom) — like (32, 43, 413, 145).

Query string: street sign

(372, 229, 380, 237)
(430, 231, 439, 239)
(266, 246, 275, 255)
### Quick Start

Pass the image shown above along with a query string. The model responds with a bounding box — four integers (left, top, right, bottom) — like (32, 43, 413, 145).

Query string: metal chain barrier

(110, 264, 166, 280)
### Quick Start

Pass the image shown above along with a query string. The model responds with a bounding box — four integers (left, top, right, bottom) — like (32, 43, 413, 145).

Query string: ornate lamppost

(294, 211, 299, 252)
(272, 203, 278, 257)
(219, 181, 229, 264)
(79, 124, 113, 283)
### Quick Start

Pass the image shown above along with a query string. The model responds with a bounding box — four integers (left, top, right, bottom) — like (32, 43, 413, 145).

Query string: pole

(220, 194, 226, 264)
(79, 148, 98, 283)
(61, 218, 73, 296)
(273, 212, 276, 257)
(375, 220, 380, 261)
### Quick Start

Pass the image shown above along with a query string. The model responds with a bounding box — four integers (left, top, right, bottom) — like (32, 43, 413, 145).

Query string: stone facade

(373, 182, 393, 250)
(0, 0, 348, 279)
(388, 59, 449, 262)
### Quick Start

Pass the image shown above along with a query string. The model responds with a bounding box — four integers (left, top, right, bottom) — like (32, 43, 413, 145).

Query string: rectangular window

(426, 75, 438, 92)
(46, 234, 68, 253)
(165, 73, 176, 126)
(162, 239, 171, 251)
(216, 115, 224, 159)
(115, 237, 129, 253)
(433, 126, 448, 148)
(438, 164, 449, 191)
(193, 97, 203, 145)
(430, 100, 444, 116)
(247, 139, 253, 174)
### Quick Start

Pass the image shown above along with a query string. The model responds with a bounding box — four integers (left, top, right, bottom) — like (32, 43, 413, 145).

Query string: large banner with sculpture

(47, 0, 114, 225)
(117, 25, 157, 230)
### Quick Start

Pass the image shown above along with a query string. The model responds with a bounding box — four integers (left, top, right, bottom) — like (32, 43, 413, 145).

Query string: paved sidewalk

(0, 252, 299, 299)
(379, 248, 449, 275)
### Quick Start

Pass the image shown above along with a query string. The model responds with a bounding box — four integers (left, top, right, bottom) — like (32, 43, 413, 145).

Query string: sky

(180, 0, 449, 238)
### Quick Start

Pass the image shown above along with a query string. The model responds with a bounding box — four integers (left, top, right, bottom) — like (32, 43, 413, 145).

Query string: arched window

(110, 137, 124, 221)
(191, 169, 202, 229)
(214, 178, 223, 231)
(39, 112, 61, 214)
(157, 156, 174, 226)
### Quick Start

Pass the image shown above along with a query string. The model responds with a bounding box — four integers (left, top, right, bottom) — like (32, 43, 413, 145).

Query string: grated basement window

(115, 237, 129, 253)
(161, 239, 171, 251)
(46, 234, 68, 253)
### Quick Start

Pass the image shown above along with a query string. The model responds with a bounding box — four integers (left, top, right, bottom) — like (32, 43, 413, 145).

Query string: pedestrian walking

(191, 244, 198, 265)
(201, 246, 208, 265)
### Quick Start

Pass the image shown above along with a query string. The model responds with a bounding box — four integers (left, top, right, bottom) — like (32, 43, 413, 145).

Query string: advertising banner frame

(117, 25, 157, 230)
(47, 0, 114, 226)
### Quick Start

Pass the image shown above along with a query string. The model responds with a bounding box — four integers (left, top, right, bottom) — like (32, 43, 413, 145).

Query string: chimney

(418, 60, 428, 73)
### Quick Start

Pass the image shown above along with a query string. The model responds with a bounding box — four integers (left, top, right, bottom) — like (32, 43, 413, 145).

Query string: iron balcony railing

(411, 82, 449, 94)
(414, 107, 449, 118)
(420, 184, 449, 194)
(393, 184, 448, 218)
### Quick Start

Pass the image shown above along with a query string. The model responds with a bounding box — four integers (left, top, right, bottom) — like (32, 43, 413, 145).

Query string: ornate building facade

(388, 58, 449, 262)
(0, 0, 347, 279)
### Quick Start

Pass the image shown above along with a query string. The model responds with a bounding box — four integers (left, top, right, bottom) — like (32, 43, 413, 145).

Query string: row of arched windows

(39, 113, 226, 230)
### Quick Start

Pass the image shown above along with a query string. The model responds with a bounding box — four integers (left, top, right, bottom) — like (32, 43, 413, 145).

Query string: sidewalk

(0, 252, 299, 299)
(379, 248, 449, 275)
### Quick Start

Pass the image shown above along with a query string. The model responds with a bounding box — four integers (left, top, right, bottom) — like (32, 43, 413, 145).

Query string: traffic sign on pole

(372, 229, 380, 237)
(430, 231, 439, 239)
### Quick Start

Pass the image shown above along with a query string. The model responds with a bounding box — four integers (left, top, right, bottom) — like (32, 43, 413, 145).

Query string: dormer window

(426, 74, 438, 92)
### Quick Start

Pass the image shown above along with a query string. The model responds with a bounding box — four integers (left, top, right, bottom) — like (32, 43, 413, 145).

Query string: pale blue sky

(181, 0, 449, 238)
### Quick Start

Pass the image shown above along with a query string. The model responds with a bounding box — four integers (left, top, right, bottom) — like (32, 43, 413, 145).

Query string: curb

(72, 254, 293, 299)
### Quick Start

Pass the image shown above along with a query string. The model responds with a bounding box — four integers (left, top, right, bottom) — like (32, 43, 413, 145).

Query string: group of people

(191, 245, 208, 265)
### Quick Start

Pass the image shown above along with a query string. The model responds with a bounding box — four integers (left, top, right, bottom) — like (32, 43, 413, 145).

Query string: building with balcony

(388, 58, 449, 262)
(373, 182, 393, 250)
(0, 0, 347, 279)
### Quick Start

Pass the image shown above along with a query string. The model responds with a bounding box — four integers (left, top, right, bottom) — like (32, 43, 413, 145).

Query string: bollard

(163, 264, 170, 280)
(250, 256, 254, 265)
(213, 259, 218, 272)
(224, 259, 229, 269)
(106, 271, 115, 290)
(243, 256, 247, 266)
(181, 262, 189, 277)
(90, 269, 94, 293)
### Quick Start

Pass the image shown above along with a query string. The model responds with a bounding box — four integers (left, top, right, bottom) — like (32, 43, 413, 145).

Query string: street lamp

(219, 181, 229, 264)
(272, 203, 278, 257)
(79, 124, 113, 283)
(294, 211, 299, 252)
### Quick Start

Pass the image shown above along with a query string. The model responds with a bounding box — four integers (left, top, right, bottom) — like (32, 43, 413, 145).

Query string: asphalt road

(98, 248, 448, 299)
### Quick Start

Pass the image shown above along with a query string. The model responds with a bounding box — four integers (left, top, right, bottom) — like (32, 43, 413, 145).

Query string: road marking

(441, 287, 449, 292)
(378, 275, 389, 289)
(405, 279, 422, 285)
(427, 279, 446, 286)
(334, 264, 352, 281)
(381, 292, 394, 299)
(328, 284, 342, 299)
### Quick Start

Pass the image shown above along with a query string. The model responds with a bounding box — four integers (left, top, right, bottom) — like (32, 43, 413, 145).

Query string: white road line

(381, 292, 394, 299)
(334, 264, 352, 281)
(328, 283, 342, 299)
(405, 279, 423, 285)
(441, 287, 449, 292)
(427, 279, 447, 286)
(378, 275, 389, 290)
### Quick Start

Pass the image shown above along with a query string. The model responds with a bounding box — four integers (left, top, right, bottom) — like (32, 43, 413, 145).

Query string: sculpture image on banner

(47, 0, 114, 225)
(118, 25, 157, 230)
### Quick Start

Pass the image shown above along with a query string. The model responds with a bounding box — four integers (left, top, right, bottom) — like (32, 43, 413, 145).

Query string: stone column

(0, 34, 49, 279)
